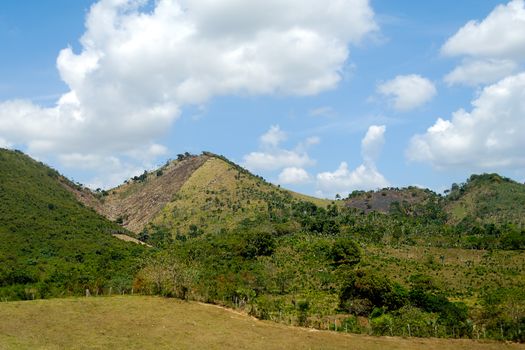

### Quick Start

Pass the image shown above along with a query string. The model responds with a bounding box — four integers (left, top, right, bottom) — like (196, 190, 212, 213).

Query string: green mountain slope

(149, 154, 315, 236)
(445, 173, 525, 226)
(0, 149, 145, 300)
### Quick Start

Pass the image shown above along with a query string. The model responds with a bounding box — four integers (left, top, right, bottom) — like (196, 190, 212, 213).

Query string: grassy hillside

(0, 149, 145, 301)
(149, 155, 306, 236)
(0, 296, 520, 350)
(445, 173, 525, 226)
(79, 152, 331, 238)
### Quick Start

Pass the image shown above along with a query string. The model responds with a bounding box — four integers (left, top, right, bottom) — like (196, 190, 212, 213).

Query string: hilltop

(445, 173, 525, 226)
(0, 148, 145, 301)
(78, 152, 332, 239)
(68, 152, 525, 245)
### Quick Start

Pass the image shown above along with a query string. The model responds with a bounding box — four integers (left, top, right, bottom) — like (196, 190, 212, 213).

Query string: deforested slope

(95, 154, 209, 233)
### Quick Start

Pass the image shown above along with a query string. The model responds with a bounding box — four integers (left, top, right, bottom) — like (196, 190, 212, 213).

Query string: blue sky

(1, 0, 524, 197)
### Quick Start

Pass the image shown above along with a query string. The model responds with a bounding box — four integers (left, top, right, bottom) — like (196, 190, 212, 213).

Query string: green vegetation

(1, 149, 524, 344)
(0, 149, 145, 301)
(132, 160, 524, 342)
(137, 210, 524, 341)
(446, 173, 525, 226)
(149, 156, 314, 235)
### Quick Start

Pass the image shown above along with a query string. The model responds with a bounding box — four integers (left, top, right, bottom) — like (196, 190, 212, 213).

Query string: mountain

(79, 152, 331, 238)
(74, 153, 209, 233)
(445, 173, 525, 227)
(0, 148, 145, 300)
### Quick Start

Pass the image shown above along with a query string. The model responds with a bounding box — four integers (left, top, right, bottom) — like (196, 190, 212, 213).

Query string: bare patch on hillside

(344, 188, 435, 214)
(97, 155, 209, 233)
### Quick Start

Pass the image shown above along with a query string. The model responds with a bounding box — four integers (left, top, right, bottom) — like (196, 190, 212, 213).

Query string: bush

(339, 270, 407, 315)
(331, 237, 361, 267)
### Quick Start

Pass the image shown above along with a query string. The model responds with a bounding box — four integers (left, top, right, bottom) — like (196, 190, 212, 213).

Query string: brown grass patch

(0, 296, 522, 349)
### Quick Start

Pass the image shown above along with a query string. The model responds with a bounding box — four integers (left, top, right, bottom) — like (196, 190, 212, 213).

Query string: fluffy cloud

(442, 0, 525, 59)
(442, 0, 525, 86)
(278, 167, 311, 185)
(407, 72, 525, 169)
(243, 150, 314, 171)
(0, 0, 377, 187)
(243, 125, 316, 171)
(444, 59, 518, 86)
(377, 75, 436, 111)
(361, 124, 385, 164)
(316, 125, 389, 197)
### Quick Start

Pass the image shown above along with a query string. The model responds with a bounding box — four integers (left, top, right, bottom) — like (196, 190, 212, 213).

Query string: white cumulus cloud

(278, 167, 311, 185)
(0, 0, 377, 187)
(442, 0, 525, 86)
(316, 125, 389, 198)
(407, 72, 525, 170)
(377, 74, 436, 111)
(0, 137, 12, 149)
(243, 125, 316, 171)
(260, 125, 287, 148)
(442, 0, 525, 60)
(444, 59, 518, 86)
(361, 124, 386, 164)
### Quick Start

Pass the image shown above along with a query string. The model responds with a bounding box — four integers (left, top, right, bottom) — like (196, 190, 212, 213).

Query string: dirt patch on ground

(112, 234, 152, 247)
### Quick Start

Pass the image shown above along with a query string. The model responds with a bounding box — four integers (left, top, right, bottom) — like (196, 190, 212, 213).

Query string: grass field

(0, 296, 522, 350)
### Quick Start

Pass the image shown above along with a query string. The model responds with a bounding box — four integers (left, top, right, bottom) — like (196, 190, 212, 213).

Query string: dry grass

(153, 157, 289, 234)
(0, 296, 522, 350)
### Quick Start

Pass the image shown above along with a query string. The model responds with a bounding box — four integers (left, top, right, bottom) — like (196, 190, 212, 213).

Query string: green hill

(84, 152, 332, 242)
(0, 149, 145, 301)
(445, 173, 525, 226)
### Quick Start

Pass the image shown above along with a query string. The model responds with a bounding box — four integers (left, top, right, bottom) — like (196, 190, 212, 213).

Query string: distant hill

(68, 152, 524, 246)
(343, 187, 440, 215)
(83, 153, 208, 233)
(0, 148, 145, 300)
(445, 173, 525, 227)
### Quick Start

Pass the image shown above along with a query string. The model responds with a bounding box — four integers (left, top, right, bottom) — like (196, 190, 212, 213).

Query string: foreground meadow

(0, 296, 522, 350)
